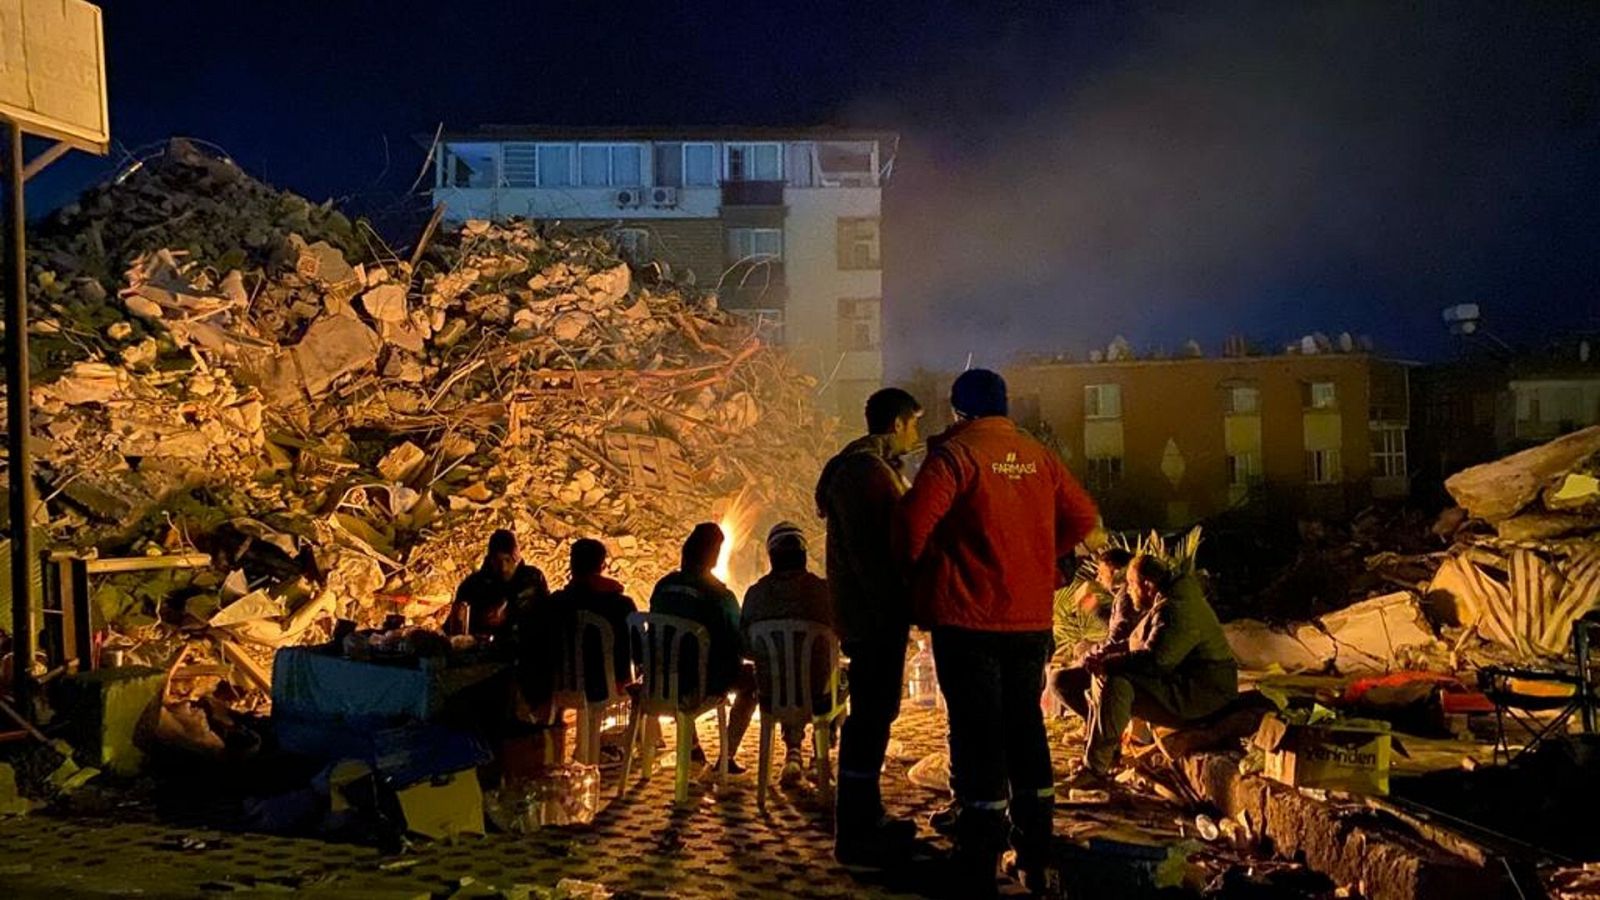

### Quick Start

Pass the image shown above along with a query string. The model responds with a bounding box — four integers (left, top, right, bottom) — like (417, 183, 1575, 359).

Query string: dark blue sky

(28, 1, 1600, 372)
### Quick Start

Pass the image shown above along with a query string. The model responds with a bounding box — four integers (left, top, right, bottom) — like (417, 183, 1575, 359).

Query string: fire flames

(712, 488, 761, 594)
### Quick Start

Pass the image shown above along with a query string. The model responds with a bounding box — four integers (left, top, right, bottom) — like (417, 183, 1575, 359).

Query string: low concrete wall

(1180, 753, 1513, 900)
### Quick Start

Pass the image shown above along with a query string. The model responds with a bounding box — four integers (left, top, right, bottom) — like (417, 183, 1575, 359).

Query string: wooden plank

(83, 553, 212, 575)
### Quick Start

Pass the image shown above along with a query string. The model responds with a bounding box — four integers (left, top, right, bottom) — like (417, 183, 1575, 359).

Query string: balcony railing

(721, 180, 785, 206)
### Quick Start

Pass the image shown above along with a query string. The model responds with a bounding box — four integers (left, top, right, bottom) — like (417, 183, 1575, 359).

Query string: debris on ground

(1, 139, 835, 735)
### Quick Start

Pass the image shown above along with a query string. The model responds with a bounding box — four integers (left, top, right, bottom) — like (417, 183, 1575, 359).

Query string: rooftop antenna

(963, 352, 973, 371)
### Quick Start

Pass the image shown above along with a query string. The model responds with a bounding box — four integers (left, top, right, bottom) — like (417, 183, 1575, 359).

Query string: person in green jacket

(648, 523, 759, 774)
(1063, 553, 1238, 788)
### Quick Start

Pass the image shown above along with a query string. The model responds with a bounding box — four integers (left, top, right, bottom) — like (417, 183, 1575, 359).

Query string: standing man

(899, 369, 1098, 897)
(815, 387, 923, 865)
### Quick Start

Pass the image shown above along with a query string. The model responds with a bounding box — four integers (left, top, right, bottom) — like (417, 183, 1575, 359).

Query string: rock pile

(5, 140, 835, 720)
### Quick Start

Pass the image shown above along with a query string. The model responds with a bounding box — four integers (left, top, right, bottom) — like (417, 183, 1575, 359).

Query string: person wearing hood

(814, 387, 923, 865)
(548, 538, 638, 700)
(897, 369, 1099, 898)
(648, 523, 759, 774)
(740, 521, 839, 786)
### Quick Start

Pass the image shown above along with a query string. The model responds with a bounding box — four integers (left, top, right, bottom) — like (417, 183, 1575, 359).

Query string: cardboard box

(394, 768, 485, 840)
(1254, 713, 1397, 796)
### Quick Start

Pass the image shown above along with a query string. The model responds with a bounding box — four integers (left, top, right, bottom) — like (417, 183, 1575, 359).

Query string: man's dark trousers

(931, 627, 1055, 867)
(836, 631, 908, 826)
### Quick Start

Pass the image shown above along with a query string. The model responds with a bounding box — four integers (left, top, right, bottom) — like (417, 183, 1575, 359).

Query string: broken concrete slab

(1223, 619, 1334, 673)
(1445, 425, 1600, 522)
(1314, 591, 1436, 674)
(237, 313, 382, 405)
(360, 283, 408, 323)
(377, 441, 427, 484)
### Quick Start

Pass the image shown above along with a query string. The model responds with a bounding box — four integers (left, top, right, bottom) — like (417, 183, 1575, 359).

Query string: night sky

(27, 1, 1600, 373)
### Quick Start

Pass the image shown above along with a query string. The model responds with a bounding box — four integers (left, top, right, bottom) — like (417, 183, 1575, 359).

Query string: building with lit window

(1004, 350, 1412, 527)
(427, 127, 897, 417)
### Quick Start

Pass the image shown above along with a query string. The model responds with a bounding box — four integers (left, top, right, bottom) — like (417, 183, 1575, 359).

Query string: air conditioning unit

(614, 189, 642, 208)
(650, 186, 679, 208)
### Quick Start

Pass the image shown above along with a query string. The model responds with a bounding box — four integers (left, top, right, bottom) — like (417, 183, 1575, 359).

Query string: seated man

(547, 538, 638, 700)
(1051, 546, 1136, 719)
(648, 523, 759, 774)
(446, 529, 549, 646)
(740, 521, 840, 785)
(1062, 554, 1238, 790)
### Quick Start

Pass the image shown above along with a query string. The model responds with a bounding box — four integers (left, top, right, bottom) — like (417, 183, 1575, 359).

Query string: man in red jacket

(899, 369, 1099, 897)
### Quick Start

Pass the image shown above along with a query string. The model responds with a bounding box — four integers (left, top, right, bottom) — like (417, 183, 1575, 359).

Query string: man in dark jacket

(447, 529, 549, 645)
(648, 523, 759, 774)
(1066, 554, 1238, 789)
(815, 387, 922, 864)
(898, 369, 1099, 897)
(548, 538, 637, 700)
(1051, 546, 1135, 720)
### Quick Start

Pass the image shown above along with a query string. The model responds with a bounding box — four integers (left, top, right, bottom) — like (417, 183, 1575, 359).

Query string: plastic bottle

(907, 638, 937, 707)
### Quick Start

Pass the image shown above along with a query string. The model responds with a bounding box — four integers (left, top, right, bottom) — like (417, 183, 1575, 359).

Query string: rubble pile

(1225, 426, 1600, 675)
(5, 141, 835, 721)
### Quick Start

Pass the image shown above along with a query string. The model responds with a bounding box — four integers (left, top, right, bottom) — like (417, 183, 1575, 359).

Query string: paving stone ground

(0, 705, 1189, 899)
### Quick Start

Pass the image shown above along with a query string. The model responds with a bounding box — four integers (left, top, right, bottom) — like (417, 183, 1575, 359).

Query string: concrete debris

(1, 149, 834, 722)
(1226, 592, 1436, 675)
(1445, 424, 1600, 523)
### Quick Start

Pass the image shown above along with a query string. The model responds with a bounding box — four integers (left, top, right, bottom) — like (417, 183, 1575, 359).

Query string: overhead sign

(0, 0, 108, 154)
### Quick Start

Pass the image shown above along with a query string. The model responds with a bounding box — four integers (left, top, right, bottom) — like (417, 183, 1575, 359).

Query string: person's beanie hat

(765, 521, 807, 553)
(951, 368, 1009, 418)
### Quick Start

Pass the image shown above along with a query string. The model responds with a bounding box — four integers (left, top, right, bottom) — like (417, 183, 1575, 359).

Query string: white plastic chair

(547, 609, 627, 765)
(617, 611, 730, 804)
(747, 618, 845, 813)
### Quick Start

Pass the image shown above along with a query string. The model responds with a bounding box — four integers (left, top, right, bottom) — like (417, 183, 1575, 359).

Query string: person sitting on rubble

(446, 529, 550, 645)
(1060, 554, 1238, 792)
(648, 523, 759, 774)
(740, 521, 840, 787)
(547, 538, 638, 699)
(1050, 546, 1137, 718)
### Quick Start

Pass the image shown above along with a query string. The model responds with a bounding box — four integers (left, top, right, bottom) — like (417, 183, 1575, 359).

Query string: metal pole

(2, 122, 33, 719)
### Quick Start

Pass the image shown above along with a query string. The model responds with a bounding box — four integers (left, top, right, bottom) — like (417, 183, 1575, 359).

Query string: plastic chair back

(551, 609, 623, 709)
(629, 611, 711, 715)
(747, 618, 839, 727)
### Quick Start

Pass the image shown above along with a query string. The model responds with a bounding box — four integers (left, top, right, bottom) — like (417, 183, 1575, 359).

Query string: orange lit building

(1004, 352, 1411, 528)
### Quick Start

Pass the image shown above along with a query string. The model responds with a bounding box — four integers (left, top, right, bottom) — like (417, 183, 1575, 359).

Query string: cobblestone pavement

(0, 706, 1190, 899)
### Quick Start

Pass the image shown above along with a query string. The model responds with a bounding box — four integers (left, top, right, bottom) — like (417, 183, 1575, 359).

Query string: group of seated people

(446, 521, 838, 781)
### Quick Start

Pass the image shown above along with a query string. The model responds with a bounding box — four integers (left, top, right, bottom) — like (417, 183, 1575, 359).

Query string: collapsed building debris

(3, 140, 835, 731)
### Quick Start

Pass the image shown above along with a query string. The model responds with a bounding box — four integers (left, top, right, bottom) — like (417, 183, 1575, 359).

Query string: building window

(1305, 449, 1342, 484)
(684, 143, 717, 186)
(1227, 453, 1262, 487)
(611, 228, 650, 263)
(726, 142, 782, 182)
(1304, 381, 1338, 410)
(536, 144, 573, 187)
(576, 144, 644, 187)
(1085, 456, 1123, 492)
(726, 227, 782, 263)
(1371, 425, 1406, 478)
(1224, 385, 1260, 415)
(1085, 384, 1123, 420)
(816, 141, 877, 187)
(837, 298, 881, 352)
(501, 143, 537, 187)
(837, 218, 881, 270)
(440, 143, 499, 188)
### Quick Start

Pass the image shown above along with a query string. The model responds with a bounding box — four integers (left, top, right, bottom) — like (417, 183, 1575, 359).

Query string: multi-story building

(427, 126, 897, 417)
(1004, 352, 1412, 528)
(1410, 335, 1599, 504)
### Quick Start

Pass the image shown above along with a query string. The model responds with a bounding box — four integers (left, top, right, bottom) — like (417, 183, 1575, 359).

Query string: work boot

(835, 779, 916, 867)
(946, 805, 1008, 899)
(1008, 793, 1058, 897)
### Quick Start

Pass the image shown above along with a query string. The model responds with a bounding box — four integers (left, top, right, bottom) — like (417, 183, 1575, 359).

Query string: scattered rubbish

(1254, 711, 1402, 796)
(486, 764, 601, 831)
(393, 768, 485, 841)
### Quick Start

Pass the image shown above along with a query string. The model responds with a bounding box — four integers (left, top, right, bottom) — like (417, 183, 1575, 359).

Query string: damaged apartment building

(429, 127, 896, 417)
(1006, 339, 1413, 528)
